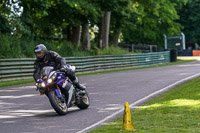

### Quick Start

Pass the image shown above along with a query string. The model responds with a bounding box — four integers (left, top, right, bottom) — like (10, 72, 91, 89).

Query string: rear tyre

(48, 90, 68, 115)
(76, 90, 90, 109)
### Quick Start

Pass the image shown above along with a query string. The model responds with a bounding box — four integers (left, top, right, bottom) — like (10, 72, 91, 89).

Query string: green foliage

(0, 34, 12, 58)
(18, 0, 101, 40)
(96, 46, 131, 55)
(19, 39, 35, 57)
(122, 0, 187, 47)
(178, 0, 200, 44)
(58, 41, 90, 57)
(109, 0, 134, 44)
(0, 34, 22, 58)
(0, 0, 194, 56)
(0, 34, 133, 58)
(0, 0, 12, 33)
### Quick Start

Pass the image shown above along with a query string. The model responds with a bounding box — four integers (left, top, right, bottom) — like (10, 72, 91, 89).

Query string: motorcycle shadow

(33, 107, 81, 117)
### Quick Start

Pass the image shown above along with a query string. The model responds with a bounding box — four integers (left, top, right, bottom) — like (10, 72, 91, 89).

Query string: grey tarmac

(1, 61, 200, 133)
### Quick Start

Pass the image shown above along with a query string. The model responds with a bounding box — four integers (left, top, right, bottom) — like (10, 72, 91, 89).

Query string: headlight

(41, 82, 46, 87)
(47, 78, 53, 84)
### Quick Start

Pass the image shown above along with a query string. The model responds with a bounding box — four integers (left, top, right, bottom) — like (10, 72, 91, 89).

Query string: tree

(96, 0, 123, 49)
(19, 0, 52, 39)
(109, 0, 134, 47)
(0, 0, 12, 34)
(2, 0, 190, 53)
(122, 0, 187, 47)
(100, 11, 111, 49)
(178, 0, 200, 44)
(19, 0, 100, 50)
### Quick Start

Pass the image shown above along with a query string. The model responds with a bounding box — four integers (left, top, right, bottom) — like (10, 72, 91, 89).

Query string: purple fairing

(36, 66, 72, 91)
(37, 78, 43, 83)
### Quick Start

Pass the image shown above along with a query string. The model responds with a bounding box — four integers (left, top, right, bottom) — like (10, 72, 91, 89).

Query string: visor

(35, 49, 42, 53)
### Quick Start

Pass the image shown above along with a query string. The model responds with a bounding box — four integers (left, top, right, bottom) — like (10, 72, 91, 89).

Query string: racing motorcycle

(35, 65, 90, 115)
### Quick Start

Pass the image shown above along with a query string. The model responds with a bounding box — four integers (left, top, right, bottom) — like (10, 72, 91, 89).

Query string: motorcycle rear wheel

(48, 90, 68, 115)
(76, 90, 90, 109)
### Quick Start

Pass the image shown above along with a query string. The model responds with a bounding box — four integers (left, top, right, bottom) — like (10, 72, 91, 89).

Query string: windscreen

(41, 66, 54, 77)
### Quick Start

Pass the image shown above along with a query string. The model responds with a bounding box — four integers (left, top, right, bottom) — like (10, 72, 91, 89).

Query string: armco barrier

(0, 51, 170, 81)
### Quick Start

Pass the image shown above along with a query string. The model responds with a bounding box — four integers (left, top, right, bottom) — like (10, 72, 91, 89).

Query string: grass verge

(0, 79, 34, 88)
(89, 76, 200, 133)
(0, 59, 196, 88)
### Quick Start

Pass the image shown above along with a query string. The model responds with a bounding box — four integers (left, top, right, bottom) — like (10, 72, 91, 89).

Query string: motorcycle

(35, 65, 90, 115)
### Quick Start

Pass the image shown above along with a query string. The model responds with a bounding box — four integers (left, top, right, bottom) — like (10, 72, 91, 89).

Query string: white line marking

(76, 73, 200, 133)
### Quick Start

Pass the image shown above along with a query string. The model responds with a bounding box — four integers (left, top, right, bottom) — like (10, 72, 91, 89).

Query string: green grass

(89, 76, 200, 133)
(0, 59, 196, 88)
(0, 79, 34, 88)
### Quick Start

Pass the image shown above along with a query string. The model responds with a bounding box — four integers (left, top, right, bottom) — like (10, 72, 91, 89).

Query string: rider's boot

(64, 68, 86, 90)
(72, 77, 86, 90)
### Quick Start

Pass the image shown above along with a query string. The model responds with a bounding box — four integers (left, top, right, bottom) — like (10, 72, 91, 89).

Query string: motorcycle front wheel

(48, 90, 68, 115)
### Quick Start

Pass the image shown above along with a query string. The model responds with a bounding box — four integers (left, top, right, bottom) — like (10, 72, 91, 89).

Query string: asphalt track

(1, 61, 200, 133)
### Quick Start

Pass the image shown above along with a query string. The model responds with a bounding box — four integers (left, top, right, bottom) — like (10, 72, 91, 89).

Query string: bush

(59, 41, 75, 57)
(0, 34, 11, 58)
(96, 46, 131, 55)
(58, 41, 91, 57)
(9, 36, 23, 58)
(0, 34, 23, 58)
(20, 38, 35, 57)
(0, 34, 132, 58)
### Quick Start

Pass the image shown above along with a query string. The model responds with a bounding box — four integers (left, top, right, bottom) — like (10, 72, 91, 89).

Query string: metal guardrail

(0, 51, 170, 81)
(118, 43, 158, 53)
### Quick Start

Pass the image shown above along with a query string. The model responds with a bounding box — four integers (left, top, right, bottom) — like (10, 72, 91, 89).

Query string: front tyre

(76, 90, 90, 109)
(48, 90, 68, 115)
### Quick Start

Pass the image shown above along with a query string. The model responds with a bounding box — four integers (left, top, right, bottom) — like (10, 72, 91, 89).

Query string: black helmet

(34, 44, 47, 60)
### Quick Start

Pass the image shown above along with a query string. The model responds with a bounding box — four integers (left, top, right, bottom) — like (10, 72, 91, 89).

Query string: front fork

(50, 85, 65, 103)
(55, 85, 62, 98)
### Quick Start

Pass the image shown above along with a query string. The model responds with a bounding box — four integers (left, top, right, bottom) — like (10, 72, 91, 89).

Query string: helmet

(34, 44, 47, 60)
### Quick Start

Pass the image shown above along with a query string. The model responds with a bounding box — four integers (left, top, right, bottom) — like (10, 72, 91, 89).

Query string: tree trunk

(62, 27, 68, 41)
(99, 11, 111, 49)
(103, 11, 111, 49)
(111, 28, 121, 47)
(62, 26, 72, 41)
(99, 17, 104, 49)
(87, 27, 91, 50)
(81, 23, 90, 51)
(71, 26, 81, 45)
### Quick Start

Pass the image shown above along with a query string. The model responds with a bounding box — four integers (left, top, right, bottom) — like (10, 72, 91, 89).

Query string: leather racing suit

(33, 51, 81, 89)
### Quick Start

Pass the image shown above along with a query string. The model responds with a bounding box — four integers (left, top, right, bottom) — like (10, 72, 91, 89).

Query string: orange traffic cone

(122, 102, 136, 131)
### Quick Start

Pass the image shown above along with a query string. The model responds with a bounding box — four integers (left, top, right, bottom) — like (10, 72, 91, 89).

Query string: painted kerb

(0, 51, 170, 81)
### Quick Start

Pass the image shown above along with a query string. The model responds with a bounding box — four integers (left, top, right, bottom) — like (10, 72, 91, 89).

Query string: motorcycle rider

(33, 44, 86, 91)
